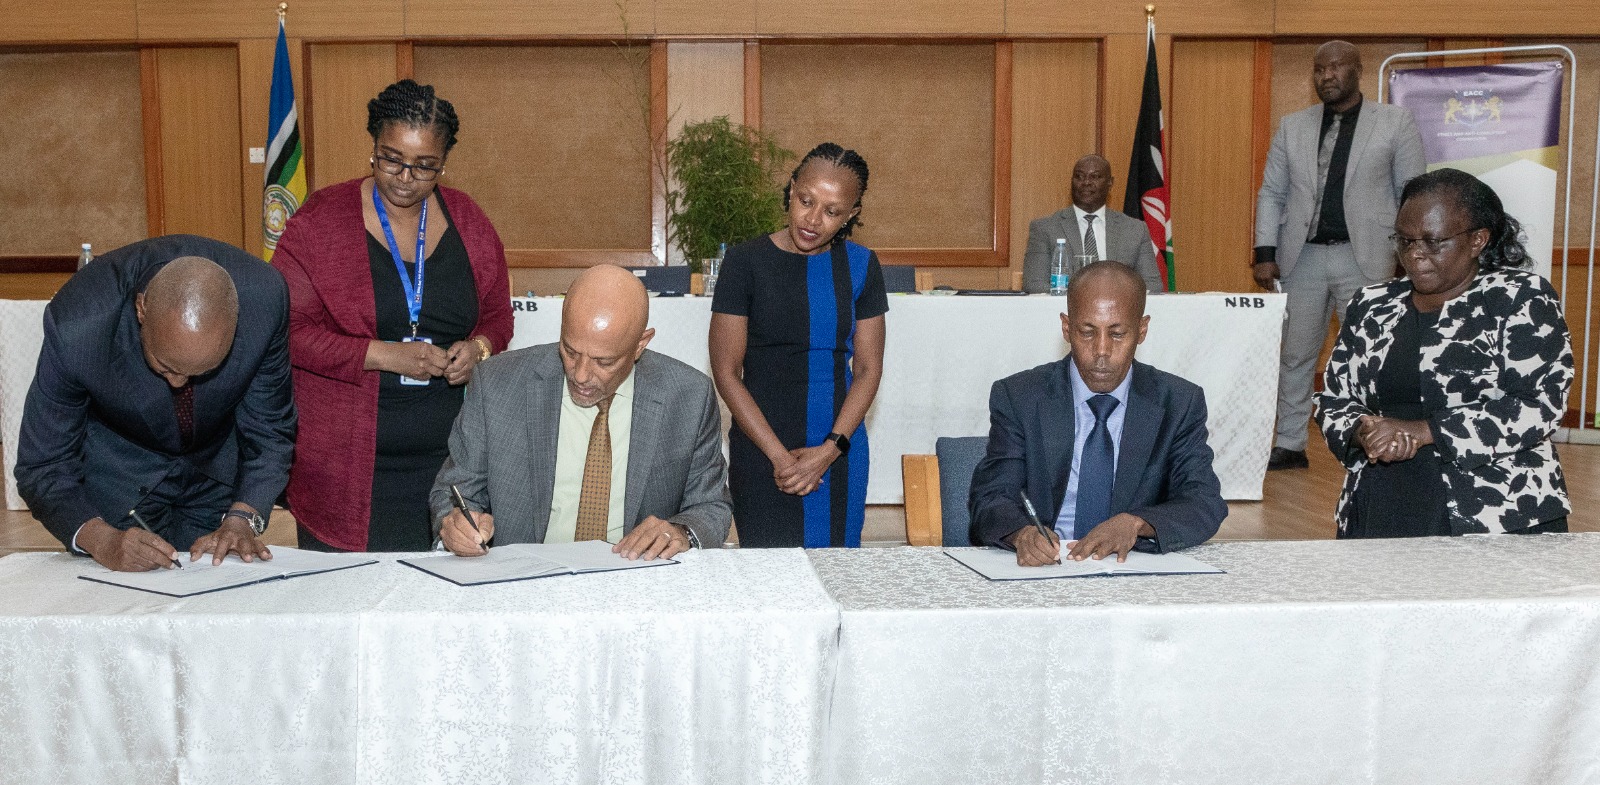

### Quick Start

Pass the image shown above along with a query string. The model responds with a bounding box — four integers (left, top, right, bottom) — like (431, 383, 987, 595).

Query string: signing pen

(1019, 493, 1062, 564)
(449, 484, 487, 550)
(128, 509, 182, 570)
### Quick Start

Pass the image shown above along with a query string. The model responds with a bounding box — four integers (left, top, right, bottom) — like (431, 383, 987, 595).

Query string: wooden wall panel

(414, 45, 653, 250)
(665, 42, 746, 264)
(1006, 0, 1273, 36)
(238, 37, 306, 258)
(656, 0, 757, 35)
(1009, 41, 1100, 274)
(761, 43, 995, 250)
(134, 0, 403, 40)
(1273, 1, 1593, 37)
(405, 0, 637, 37)
(153, 46, 244, 246)
(1169, 40, 1258, 293)
(757, 0, 1003, 35)
(1102, 33, 1172, 213)
(0, 0, 135, 42)
(0, 52, 146, 255)
(308, 44, 401, 192)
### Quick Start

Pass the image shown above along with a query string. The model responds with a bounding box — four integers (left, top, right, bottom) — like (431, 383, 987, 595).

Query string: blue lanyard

(371, 187, 428, 338)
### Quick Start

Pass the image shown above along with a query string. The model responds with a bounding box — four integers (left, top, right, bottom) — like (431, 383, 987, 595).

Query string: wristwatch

(823, 432, 851, 454)
(222, 508, 267, 536)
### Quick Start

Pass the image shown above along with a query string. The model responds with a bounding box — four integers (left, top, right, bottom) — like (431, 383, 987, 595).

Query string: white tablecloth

(0, 293, 1283, 510)
(807, 535, 1600, 785)
(0, 548, 840, 785)
(511, 293, 1285, 503)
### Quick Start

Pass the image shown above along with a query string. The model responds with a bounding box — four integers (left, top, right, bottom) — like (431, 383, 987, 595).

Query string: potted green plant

(666, 117, 794, 273)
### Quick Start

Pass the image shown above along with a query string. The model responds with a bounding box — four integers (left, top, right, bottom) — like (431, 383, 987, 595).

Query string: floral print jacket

(1316, 267, 1573, 534)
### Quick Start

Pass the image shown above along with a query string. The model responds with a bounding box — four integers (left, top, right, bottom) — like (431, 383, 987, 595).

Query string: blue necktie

(1074, 394, 1119, 539)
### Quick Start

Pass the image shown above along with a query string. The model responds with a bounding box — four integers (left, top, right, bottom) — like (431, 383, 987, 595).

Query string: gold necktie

(574, 396, 613, 541)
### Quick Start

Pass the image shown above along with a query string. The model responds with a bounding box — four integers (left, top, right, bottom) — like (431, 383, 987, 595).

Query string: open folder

(946, 547, 1223, 581)
(78, 547, 377, 598)
(400, 540, 679, 586)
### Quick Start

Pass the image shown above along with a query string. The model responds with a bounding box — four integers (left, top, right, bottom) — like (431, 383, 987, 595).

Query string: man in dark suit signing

(16, 235, 296, 572)
(432, 264, 731, 559)
(969, 261, 1225, 566)
(1022, 154, 1164, 294)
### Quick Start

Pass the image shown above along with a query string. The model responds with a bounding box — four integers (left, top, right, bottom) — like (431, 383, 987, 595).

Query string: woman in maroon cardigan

(271, 80, 513, 551)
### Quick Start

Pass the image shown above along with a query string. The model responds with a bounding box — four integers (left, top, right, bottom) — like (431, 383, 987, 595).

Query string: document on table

(79, 547, 377, 597)
(400, 540, 679, 586)
(946, 547, 1224, 581)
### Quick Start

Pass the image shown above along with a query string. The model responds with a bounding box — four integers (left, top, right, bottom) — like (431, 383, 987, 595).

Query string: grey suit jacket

(1254, 99, 1426, 281)
(1022, 207, 1163, 293)
(429, 344, 732, 547)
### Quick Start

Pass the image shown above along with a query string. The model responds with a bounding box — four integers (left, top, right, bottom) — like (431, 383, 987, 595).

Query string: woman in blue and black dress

(709, 143, 888, 547)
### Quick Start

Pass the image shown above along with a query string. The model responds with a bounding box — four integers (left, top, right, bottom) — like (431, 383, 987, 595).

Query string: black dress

(305, 198, 479, 552)
(1342, 303, 1450, 538)
(711, 235, 888, 548)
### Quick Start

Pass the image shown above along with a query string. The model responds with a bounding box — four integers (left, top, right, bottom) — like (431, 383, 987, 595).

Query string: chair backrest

(935, 436, 988, 547)
(622, 265, 691, 295)
(882, 265, 917, 294)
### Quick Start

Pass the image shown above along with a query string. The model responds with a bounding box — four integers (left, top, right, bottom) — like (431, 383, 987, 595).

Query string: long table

(1, 293, 1284, 510)
(808, 535, 1600, 784)
(509, 293, 1286, 504)
(0, 548, 839, 785)
(5, 536, 1600, 784)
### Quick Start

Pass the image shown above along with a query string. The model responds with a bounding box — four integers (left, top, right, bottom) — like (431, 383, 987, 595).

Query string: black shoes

(1267, 447, 1309, 470)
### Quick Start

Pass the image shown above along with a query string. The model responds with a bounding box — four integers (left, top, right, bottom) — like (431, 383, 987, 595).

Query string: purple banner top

(1389, 61, 1562, 164)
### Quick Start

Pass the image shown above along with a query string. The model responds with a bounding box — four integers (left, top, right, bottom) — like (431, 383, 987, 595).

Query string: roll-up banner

(1389, 62, 1564, 280)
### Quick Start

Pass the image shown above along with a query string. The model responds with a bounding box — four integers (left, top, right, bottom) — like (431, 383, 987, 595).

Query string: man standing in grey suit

(431, 265, 731, 559)
(1254, 40, 1425, 469)
(1024, 154, 1164, 294)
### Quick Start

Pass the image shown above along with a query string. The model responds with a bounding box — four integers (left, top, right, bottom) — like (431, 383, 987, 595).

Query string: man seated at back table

(1022, 154, 1165, 294)
(969, 261, 1226, 566)
(431, 264, 731, 558)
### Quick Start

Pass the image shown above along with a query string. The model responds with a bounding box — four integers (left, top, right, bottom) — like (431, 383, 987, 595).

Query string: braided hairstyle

(366, 79, 460, 155)
(782, 142, 870, 244)
(1399, 167, 1529, 271)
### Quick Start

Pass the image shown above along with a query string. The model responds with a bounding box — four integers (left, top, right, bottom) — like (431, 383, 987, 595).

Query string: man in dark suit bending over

(969, 260, 1225, 566)
(16, 235, 295, 572)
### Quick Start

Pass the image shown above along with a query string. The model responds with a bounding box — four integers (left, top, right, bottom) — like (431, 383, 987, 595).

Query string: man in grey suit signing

(431, 265, 731, 559)
(1254, 40, 1425, 470)
(1023, 154, 1163, 294)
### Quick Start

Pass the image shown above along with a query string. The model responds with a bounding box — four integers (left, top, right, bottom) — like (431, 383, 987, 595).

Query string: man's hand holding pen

(441, 508, 496, 556)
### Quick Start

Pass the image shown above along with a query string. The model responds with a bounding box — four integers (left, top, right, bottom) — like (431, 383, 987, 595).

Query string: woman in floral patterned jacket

(1316, 168, 1573, 537)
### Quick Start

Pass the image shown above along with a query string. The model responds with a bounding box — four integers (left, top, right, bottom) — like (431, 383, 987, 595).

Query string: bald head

(136, 256, 239, 387)
(1313, 41, 1362, 111)
(558, 265, 656, 407)
(1071, 154, 1114, 213)
(1068, 260, 1147, 318)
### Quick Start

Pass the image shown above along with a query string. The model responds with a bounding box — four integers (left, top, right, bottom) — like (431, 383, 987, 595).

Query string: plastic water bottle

(78, 243, 93, 270)
(704, 242, 725, 296)
(1049, 238, 1069, 296)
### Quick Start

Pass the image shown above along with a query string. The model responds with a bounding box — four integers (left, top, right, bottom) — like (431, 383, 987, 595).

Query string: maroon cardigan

(271, 178, 514, 550)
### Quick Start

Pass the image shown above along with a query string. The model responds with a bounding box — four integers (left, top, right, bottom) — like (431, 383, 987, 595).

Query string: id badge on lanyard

(373, 187, 432, 386)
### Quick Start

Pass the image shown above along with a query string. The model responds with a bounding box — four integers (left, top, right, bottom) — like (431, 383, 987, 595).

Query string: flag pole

(278, 2, 287, 23)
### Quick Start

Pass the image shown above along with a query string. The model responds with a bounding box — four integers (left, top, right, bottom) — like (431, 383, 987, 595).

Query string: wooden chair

(901, 436, 988, 547)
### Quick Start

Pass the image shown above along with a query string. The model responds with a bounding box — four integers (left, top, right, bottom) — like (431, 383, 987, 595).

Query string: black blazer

(968, 358, 1226, 552)
(16, 235, 296, 548)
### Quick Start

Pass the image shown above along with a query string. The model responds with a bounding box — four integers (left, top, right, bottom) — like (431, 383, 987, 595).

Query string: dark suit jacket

(430, 345, 732, 548)
(968, 358, 1225, 552)
(15, 235, 296, 549)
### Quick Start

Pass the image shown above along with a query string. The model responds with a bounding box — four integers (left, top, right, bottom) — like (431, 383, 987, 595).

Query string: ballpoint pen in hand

(127, 509, 182, 570)
(449, 484, 487, 550)
(1018, 493, 1062, 563)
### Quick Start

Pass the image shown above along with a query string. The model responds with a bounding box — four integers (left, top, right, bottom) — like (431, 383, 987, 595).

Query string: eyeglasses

(1389, 228, 1477, 255)
(372, 152, 443, 181)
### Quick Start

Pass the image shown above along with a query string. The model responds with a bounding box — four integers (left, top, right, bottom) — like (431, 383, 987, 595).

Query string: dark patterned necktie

(1074, 394, 1118, 539)
(1083, 214, 1099, 261)
(574, 397, 613, 541)
(173, 383, 195, 448)
(1309, 113, 1342, 239)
